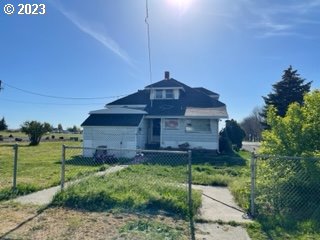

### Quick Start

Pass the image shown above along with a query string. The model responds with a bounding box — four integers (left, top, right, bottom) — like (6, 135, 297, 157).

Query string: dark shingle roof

(106, 78, 226, 117)
(81, 114, 143, 127)
(107, 90, 149, 106)
(194, 87, 219, 96)
(145, 78, 185, 88)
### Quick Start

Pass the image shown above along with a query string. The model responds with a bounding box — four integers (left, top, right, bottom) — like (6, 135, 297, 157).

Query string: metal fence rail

(0, 144, 18, 191)
(62, 145, 195, 239)
(250, 154, 320, 226)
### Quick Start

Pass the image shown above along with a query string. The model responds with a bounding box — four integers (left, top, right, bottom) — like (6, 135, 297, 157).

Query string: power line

(145, 0, 153, 85)
(1, 81, 127, 100)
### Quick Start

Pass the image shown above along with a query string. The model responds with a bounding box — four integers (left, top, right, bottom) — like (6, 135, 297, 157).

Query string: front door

(151, 119, 161, 143)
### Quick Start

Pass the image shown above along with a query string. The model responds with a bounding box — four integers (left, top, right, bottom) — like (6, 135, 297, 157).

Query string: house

(81, 71, 228, 157)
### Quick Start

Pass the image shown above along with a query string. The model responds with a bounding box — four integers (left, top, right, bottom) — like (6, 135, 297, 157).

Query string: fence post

(12, 144, 18, 190)
(250, 152, 256, 218)
(61, 144, 66, 190)
(188, 150, 195, 240)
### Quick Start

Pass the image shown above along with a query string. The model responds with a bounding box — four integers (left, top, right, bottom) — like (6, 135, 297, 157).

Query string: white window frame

(185, 119, 211, 133)
(164, 118, 179, 130)
(165, 89, 174, 99)
(155, 90, 163, 99)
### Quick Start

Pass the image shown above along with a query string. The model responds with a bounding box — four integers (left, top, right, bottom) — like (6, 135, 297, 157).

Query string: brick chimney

(164, 71, 170, 80)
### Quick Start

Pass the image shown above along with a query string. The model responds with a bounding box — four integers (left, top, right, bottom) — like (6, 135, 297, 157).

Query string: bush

(219, 136, 233, 154)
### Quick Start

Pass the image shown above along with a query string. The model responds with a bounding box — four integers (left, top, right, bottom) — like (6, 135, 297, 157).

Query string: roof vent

(164, 71, 170, 80)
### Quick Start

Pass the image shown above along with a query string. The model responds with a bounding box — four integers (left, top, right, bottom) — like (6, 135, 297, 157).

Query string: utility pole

(0, 80, 3, 92)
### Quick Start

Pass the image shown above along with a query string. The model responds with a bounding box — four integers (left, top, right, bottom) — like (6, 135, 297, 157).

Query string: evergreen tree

(220, 119, 246, 150)
(261, 90, 320, 156)
(0, 117, 8, 131)
(261, 66, 312, 124)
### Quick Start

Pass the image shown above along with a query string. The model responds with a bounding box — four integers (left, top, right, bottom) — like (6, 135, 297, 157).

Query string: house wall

(136, 119, 148, 149)
(82, 126, 138, 158)
(160, 118, 219, 150)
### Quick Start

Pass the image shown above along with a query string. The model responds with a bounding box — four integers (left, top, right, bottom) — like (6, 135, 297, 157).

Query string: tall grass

(52, 165, 202, 218)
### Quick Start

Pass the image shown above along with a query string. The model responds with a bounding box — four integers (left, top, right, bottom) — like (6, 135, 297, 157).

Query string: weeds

(118, 219, 188, 240)
(52, 165, 202, 218)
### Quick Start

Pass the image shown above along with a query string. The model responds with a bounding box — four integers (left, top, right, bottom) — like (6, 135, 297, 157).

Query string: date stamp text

(3, 3, 46, 15)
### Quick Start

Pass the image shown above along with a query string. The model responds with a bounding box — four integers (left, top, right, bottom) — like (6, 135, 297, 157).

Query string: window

(165, 89, 174, 99)
(186, 119, 211, 132)
(164, 119, 179, 129)
(155, 90, 163, 99)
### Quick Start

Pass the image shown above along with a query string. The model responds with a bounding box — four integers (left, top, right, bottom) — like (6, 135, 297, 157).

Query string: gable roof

(193, 87, 219, 97)
(81, 114, 143, 127)
(145, 78, 185, 89)
(104, 77, 228, 118)
(107, 90, 149, 106)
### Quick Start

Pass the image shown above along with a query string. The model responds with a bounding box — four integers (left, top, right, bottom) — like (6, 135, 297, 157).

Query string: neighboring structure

(81, 72, 228, 157)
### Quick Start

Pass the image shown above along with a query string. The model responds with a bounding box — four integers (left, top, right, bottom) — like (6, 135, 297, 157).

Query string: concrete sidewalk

(13, 165, 127, 205)
(193, 185, 252, 240)
(11, 168, 252, 239)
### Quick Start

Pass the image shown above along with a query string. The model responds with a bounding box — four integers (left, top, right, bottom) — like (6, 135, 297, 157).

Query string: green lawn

(52, 164, 202, 218)
(0, 141, 102, 200)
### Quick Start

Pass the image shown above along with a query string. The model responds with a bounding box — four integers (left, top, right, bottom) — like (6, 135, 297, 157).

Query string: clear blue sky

(1, 0, 320, 129)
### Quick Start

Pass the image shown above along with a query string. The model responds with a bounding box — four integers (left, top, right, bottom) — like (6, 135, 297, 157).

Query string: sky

(0, 0, 320, 129)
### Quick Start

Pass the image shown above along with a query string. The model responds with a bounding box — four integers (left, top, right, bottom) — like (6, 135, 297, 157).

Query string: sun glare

(167, 0, 193, 14)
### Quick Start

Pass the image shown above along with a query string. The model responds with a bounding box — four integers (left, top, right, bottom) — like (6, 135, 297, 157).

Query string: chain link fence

(59, 145, 196, 238)
(251, 154, 320, 227)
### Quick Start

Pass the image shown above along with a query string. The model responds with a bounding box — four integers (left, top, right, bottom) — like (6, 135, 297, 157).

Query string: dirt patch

(1, 206, 189, 240)
(0, 202, 39, 236)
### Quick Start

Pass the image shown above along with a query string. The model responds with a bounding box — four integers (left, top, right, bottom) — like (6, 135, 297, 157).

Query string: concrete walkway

(193, 185, 252, 240)
(11, 168, 252, 239)
(13, 165, 127, 205)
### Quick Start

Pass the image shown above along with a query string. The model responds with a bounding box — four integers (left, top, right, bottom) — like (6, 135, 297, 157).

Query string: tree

(21, 121, 52, 146)
(261, 66, 311, 126)
(67, 125, 80, 133)
(240, 107, 263, 141)
(220, 119, 246, 150)
(57, 123, 63, 133)
(259, 91, 320, 223)
(0, 117, 8, 131)
(261, 90, 320, 156)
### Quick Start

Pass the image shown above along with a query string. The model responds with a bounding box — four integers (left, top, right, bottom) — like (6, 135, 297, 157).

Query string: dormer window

(150, 88, 180, 100)
(165, 89, 174, 99)
(155, 90, 163, 99)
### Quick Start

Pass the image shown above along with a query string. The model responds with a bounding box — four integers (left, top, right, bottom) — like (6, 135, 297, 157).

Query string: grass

(0, 141, 105, 200)
(119, 219, 188, 240)
(52, 165, 202, 218)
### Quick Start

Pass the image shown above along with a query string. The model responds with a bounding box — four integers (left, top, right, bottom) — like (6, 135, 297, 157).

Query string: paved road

(242, 141, 261, 153)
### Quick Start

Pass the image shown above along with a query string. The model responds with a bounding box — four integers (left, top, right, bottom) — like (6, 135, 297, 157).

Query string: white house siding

(161, 119, 219, 150)
(83, 126, 138, 158)
(136, 119, 148, 149)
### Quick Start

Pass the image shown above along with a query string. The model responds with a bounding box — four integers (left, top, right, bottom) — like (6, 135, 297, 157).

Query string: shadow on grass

(192, 150, 246, 166)
(54, 155, 102, 166)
